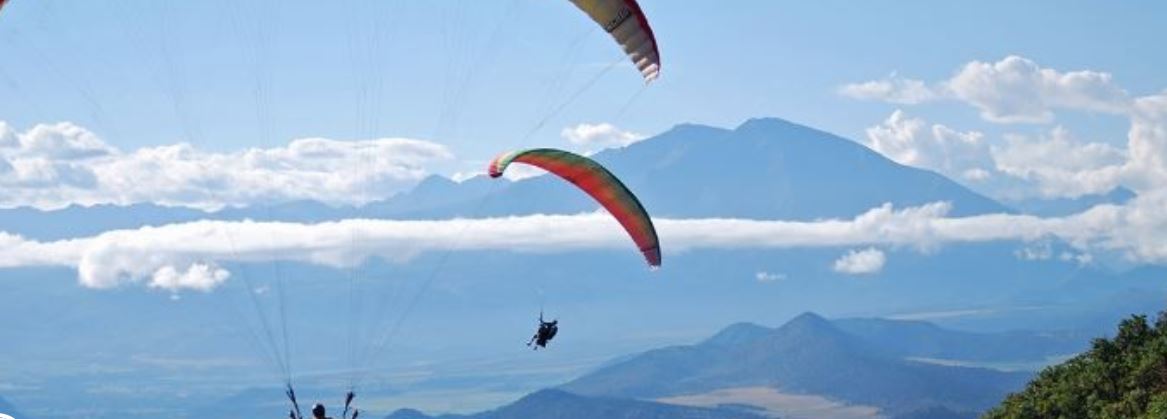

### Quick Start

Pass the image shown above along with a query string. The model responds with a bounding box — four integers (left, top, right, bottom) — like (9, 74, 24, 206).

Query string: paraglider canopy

(568, 0, 661, 82)
(489, 148, 661, 267)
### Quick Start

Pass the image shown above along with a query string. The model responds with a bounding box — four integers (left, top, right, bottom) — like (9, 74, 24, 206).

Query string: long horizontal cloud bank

(0, 121, 453, 210)
(2, 200, 1162, 291)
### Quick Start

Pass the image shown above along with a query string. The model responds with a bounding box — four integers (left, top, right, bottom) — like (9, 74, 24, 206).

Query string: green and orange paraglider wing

(489, 148, 661, 267)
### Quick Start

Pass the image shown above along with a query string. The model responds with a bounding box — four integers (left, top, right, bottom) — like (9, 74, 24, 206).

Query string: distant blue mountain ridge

(175, 312, 1081, 418)
(559, 312, 1030, 416)
(385, 312, 1063, 419)
(0, 117, 1018, 240)
(383, 389, 765, 419)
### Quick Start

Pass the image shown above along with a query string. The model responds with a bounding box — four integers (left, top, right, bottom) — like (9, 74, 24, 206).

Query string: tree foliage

(984, 311, 1167, 419)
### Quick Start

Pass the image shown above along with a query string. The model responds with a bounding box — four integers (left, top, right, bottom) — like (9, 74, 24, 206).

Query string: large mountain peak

(700, 321, 772, 348)
(772, 311, 843, 339)
(734, 116, 821, 136)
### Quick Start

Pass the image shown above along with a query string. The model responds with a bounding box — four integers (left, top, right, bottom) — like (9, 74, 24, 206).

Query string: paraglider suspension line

(341, 390, 356, 419)
(286, 382, 303, 419)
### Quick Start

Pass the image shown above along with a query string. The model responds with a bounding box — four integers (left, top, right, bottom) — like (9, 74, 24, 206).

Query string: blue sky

(3, 0, 1164, 159)
(3, 0, 1167, 213)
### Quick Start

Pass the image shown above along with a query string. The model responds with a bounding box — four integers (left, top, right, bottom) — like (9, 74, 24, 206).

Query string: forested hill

(984, 310, 1167, 418)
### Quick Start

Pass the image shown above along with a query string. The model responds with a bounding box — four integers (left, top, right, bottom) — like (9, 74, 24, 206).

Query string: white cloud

(0, 122, 453, 210)
(832, 247, 886, 275)
(1123, 93, 1167, 192)
(755, 271, 785, 283)
(0, 122, 104, 190)
(961, 168, 992, 181)
(4, 122, 116, 160)
(561, 123, 645, 150)
(1015, 240, 1053, 261)
(149, 263, 230, 292)
(863, 110, 927, 166)
(848, 56, 1167, 200)
(450, 171, 481, 183)
(0, 204, 955, 290)
(841, 56, 1131, 124)
(837, 74, 940, 105)
(0, 122, 15, 148)
(11, 199, 1167, 291)
(990, 127, 1126, 198)
(863, 110, 993, 181)
(1059, 251, 1093, 266)
(947, 56, 1131, 123)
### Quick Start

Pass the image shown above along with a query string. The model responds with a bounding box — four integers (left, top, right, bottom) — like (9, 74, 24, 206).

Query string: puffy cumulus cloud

(832, 248, 886, 275)
(561, 123, 645, 150)
(978, 91, 1167, 199)
(841, 56, 1131, 124)
(837, 74, 940, 105)
(1124, 93, 1167, 191)
(1088, 191, 1167, 263)
(0, 122, 105, 192)
(0, 121, 15, 147)
(100, 137, 451, 208)
(864, 110, 993, 182)
(4, 157, 99, 189)
(864, 110, 927, 165)
(11, 200, 1167, 291)
(2, 122, 115, 160)
(991, 127, 1127, 198)
(835, 60, 1167, 264)
(849, 57, 1167, 200)
(947, 56, 1131, 123)
(0, 122, 453, 210)
(149, 263, 230, 292)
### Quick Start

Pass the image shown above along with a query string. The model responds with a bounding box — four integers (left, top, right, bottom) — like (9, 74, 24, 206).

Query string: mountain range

(386, 312, 1071, 419)
(0, 117, 1159, 419)
(384, 389, 765, 419)
(561, 312, 1029, 417)
(0, 118, 1012, 239)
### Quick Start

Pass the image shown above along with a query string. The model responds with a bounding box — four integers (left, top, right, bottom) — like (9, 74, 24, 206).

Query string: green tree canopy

(985, 310, 1167, 419)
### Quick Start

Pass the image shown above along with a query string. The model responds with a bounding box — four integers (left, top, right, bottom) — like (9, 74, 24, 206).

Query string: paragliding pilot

(311, 403, 331, 419)
(527, 312, 559, 349)
(288, 399, 358, 419)
(309, 401, 359, 419)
